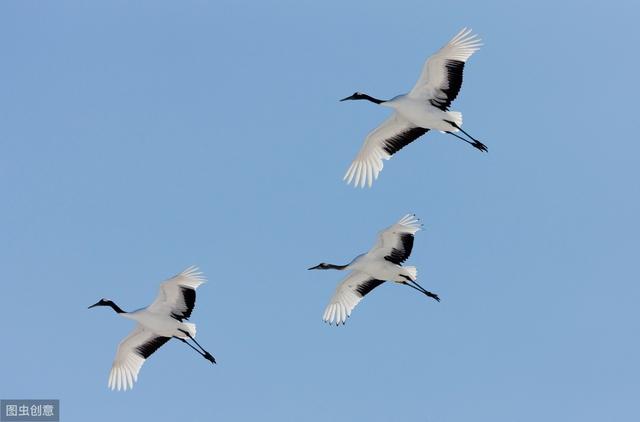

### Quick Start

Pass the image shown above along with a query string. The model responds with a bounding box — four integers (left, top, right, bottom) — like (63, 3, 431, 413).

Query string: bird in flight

(341, 28, 486, 188)
(308, 214, 439, 325)
(88, 266, 216, 391)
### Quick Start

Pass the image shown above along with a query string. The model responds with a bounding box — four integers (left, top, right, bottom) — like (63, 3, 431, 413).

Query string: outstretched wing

(147, 266, 206, 321)
(344, 113, 429, 188)
(370, 214, 422, 264)
(408, 28, 482, 110)
(108, 325, 171, 391)
(323, 271, 386, 325)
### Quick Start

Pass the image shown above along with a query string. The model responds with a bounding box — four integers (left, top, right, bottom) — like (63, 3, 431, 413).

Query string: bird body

(347, 252, 417, 283)
(309, 214, 439, 325)
(382, 95, 462, 132)
(341, 28, 486, 188)
(120, 310, 196, 339)
(88, 266, 215, 391)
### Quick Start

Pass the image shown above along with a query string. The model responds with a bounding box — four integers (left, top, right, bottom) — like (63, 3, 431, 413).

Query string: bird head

(339, 92, 367, 102)
(88, 298, 112, 309)
(308, 262, 331, 270)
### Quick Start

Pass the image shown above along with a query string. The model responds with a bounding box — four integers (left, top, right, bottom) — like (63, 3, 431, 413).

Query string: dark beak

(308, 264, 321, 270)
(339, 94, 356, 102)
(88, 301, 101, 309)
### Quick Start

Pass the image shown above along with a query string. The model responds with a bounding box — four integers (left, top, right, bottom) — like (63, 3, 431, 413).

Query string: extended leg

(410, 279, 440, 302)
(401, 281, 440, 302)
(446, 120, 485, 144)
(445, 131, 488, 152)
(444, 120, 488, 152)
(173, 336, 211, 360)
(178, 329, 216, 364)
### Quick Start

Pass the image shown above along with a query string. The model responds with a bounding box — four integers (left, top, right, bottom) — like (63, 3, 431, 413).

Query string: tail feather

(181, 322, 197, 338)
(403, 266, 418, 281)
(447, 111, 463, 129)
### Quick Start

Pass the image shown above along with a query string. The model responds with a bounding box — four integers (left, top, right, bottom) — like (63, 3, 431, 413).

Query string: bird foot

(203, 351, 217, 364)
(472, 140, 488, 152)
(425, 291, 441, 302)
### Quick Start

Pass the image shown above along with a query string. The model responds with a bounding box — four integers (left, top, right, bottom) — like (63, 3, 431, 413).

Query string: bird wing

(408, 28, 482, 110)
(147, 266, 206, 321)
(344, 113, 429, 188)
(370, 214, 422, 264)
(108, 324, 171, 391)
(323, 271, 386, 325)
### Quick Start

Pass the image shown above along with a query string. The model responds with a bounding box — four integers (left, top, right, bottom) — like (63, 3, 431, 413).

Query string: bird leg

(402, 281, 441, 302)
(174, 336, 210, 360)
(402, 281, 427, 295)
(444, 120, 488, 152)
(445, 131, 488, 152)
(187, 337, 216, 364)
(413, 282, 440, 302)
(178, 329, 217, 364)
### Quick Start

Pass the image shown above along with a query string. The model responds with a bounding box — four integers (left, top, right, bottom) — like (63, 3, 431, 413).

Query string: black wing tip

(171, 286, 197, 322)
(382, 127, 429, 155)
(354, 279, 386, 297)
(136, 336, 171, 359)
(429, 59, 466, 111)
(383, 233, 415, 265)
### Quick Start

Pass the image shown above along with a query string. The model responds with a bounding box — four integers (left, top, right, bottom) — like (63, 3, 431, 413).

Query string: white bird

(88, 266, 215, 391)
(341, 28, 486, 188)
(308, 214, 439, 325)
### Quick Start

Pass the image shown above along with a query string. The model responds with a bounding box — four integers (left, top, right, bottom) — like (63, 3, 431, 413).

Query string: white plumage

(342, 28, 486, 188)
(409, 28, 483, 100)
(309, 214, 439, 325)
(147, 267, 205, 319)
(89, 266, 215, 391)
(322, 271, 381, 326)
(108, 325, 165, 391)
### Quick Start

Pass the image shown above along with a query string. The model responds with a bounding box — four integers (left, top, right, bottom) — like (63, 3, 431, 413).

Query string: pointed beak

(88, 301, 101, 309)
(308, 265, 321, 270)
(339, 94, 356, 102)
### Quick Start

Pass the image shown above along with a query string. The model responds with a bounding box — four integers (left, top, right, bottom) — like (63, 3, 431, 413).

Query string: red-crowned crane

(309, 215, 439, 325)
(342, 28, 486, 188)
(88, 266, 215, 391)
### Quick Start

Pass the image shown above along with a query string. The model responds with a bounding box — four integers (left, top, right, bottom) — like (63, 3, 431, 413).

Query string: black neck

(362, 94, 385, 104)
(106, 301, 126, 314)
(326, 263, 348, 270)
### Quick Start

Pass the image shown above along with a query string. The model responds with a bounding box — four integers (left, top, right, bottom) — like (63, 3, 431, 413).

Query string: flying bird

(308, 214, 439, 325)
(341, 28, 486, 188)
(88, 266, 216, 391)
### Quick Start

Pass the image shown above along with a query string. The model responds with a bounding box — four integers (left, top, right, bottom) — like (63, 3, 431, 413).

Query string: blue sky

(1, 1, 639, 421)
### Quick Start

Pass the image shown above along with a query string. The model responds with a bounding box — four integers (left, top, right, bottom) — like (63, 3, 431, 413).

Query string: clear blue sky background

(1, 1, 639, 421)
